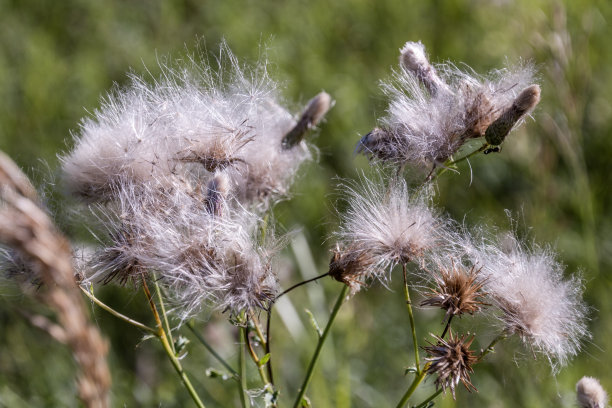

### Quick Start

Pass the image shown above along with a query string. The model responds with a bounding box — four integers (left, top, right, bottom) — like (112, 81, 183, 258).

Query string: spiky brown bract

(331, 176, 444, 292)
(424, 331, 477, 398)
(356, 41, 538, 170)
(420, 262, 488, 321)
(466, 232, 588, 369)
(577, 376, 608, 408)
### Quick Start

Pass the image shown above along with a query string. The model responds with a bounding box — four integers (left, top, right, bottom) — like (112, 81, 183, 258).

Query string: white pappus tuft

(576, 376, 608, 408)
(61, 42, 327, 209)
(356, 41, 539, 171)
(330, 176, 444, 293)
(466, 232, 588, 369)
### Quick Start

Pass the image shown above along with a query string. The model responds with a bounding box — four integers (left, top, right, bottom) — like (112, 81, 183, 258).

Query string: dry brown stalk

(0, 150, 111, 408)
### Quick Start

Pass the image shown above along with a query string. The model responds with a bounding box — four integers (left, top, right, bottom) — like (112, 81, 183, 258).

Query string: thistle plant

(0, 39, 594, 408)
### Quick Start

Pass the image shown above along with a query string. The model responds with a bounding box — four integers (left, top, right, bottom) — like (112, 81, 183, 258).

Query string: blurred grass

(1, 0, 612, 407)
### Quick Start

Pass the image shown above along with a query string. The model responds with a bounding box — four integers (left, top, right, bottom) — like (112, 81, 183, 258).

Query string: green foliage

(1, 0, 612, 407)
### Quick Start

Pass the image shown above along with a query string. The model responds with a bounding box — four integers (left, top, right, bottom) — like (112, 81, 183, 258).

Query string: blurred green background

(1, 0, 611, 407)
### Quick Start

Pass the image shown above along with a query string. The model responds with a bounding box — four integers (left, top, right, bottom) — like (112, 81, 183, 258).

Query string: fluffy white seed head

(331, 176, 443, 291)
(80, 180, 279, 318)
(61, 42, 314, 209)
(357, 41, 538, 170)
(466, 233, 588, 369)
(577, 376, 608, 408)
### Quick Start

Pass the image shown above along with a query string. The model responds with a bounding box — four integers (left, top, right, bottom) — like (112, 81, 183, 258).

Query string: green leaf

(259, 353, 271, 366)
(304, 309, 322, 337)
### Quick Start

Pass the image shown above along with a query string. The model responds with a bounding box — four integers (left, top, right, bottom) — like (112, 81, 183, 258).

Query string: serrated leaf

(304, 309, 322, 337)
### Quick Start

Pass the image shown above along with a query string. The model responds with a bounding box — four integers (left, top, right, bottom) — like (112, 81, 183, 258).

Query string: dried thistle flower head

(328, 244, 376, 295)
(576, 376, 608, 408)
(357, 40, 538, 170)
(332, 176, 443, 291)
(468, 233, 588, 368)
(420, 262, 488, 321)
(424, 331, 477, 398)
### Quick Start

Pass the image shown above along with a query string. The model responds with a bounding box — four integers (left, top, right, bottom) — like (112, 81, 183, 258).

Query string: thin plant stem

(402, 263, 420, 375)
(414, 389, 443, 408)
(186, 321, 239, 380)
(395, 362, 431, 408)
(153, 274, 175, 354)
(440, 314, 454, 339)
(276, 271, 330, 300)
(265, 270, 331, 385)
(292, 284, 349, 408)
(238, 326, 249, 408)
(477, 332, 508, 363)
(142, 278, 206, 408)
(244, 320, 271, 386)
(248, 310, 274, 388)
(265, 309, 274, 385)
(431, 143, 488, 181)
(80, 285, 156, 335)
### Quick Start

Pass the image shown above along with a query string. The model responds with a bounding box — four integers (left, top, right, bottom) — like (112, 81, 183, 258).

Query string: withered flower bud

(421, 263, 488, 322)
(282, 92, 333, 149)
(485, 84, 541, 146)
(424, 331, 478, 398)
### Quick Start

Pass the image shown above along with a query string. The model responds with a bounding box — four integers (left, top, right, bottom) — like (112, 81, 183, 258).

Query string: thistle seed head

(421, 262, 488, 320)
(577, 376, 608, 408)
(424, 331, 478, 398)
(332, 176, 444, 290)
(467, 232, 588, 369)
(357, 40, 538, 170)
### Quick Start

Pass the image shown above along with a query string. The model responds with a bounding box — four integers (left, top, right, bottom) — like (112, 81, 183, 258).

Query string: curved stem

(414, 388, 443, 408)
(292, 284, 349, 408)
(80, 285, 156, 335)
(395, 362, 431, 408)
(402, 264, 420, 374)
(265, 271, 331, 386)
(186, 321, 239, 380)
(142, 278, 206, 408)
(276, 272, 330, 301)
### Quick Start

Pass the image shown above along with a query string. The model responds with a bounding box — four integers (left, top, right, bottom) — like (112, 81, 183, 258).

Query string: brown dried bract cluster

(421, 263, 488, 321)
(328, 245, 375, 295)
(424, 331, 477, 398)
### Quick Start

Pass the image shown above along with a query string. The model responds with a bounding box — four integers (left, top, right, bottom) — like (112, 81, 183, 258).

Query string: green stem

(414, 389, 443, 408)
(186, 321, 239, 380)
(395, 362, 431, 408)
(292, 284, 349, 408)
(238, 326, 249, 408)
(431, 143, 488, 181)
(142, 279, 206, 408)
(402, 264, 420, 375)
(153, 274, 175, 354)
(477, 332, 508, 363)
(80, 285, 156, 334)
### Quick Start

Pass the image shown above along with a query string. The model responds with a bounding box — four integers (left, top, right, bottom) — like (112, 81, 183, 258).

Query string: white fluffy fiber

(465, 232, 588, 369)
